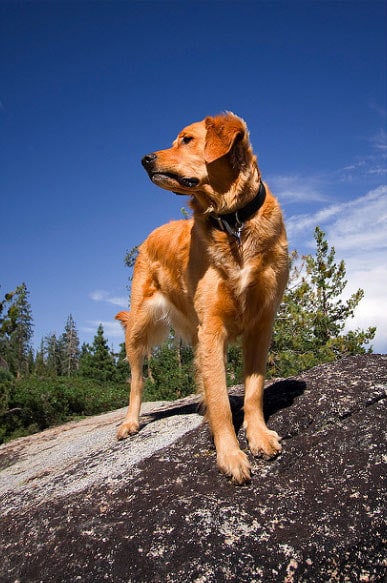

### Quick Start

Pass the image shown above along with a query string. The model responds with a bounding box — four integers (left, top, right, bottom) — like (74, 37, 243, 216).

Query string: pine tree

(144, 332, 195, 400)
(60, 314, 80, 376)
(0, 287, 14, 369)
(34, 339, 46, 376)
(303, 226, 375, 354)
(124, 245, 139, 294)
(44, 333, 63, 376)
(78, 342, 93, 378)
(114, 342, 130, 383)
(269, 227, 376, 377)
(79, 325, 116, 382)
(0, 284, 34, 377)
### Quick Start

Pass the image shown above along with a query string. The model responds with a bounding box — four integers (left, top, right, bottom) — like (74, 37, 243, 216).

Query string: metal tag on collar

(222, 213, 244, 245)
(234, 213, 244, 245)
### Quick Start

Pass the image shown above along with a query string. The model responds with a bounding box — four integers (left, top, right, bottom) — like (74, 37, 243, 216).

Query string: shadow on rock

(141, 379, 306, 437)
(140, 400, 201, 430)
(263, 378, 306, 418)
(229, 379, 306, 433)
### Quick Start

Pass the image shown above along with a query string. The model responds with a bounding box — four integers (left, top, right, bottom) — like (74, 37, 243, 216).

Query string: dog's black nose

(142, 153, 157, 168)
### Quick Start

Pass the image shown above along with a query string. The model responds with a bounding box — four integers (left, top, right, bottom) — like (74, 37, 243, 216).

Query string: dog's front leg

(243, 321, 282, 459)
(197, 323, 251, 485)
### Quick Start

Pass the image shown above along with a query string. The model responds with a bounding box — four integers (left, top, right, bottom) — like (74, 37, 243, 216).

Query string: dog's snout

(142, 153, 157, 168)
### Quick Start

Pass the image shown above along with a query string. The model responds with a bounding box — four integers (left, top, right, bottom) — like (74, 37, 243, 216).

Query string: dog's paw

(247, 428, 282, 460)
(116, 421, 140, 440)
(217, 448, 251, 485)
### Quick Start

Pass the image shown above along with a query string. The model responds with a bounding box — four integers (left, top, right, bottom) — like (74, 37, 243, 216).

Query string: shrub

(0, 376, 129, 443)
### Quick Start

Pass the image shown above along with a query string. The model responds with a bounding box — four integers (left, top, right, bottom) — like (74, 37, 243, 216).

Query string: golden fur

(116, 113, 288, 484)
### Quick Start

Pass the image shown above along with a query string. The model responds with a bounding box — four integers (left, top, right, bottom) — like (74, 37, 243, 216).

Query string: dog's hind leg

(117, 344, 145, 439)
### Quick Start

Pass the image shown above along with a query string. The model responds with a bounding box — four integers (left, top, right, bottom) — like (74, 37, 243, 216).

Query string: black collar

(209, 181, 266, 245)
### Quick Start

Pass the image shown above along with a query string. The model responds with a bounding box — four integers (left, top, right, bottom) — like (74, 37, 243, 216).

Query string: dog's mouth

(150, 172, 199, 190)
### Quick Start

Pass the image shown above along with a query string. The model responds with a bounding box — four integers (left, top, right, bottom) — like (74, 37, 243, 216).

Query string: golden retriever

(116, 112, 288, 484)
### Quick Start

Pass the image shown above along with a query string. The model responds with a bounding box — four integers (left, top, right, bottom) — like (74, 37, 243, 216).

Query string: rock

(0, 355, 386, 582)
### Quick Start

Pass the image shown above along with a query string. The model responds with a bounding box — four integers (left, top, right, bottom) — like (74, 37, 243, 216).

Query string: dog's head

(142, 112, 260, 213)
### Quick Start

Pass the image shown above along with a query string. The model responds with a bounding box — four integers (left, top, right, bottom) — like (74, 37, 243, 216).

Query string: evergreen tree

(79, 325, 116, 382)
(269, 227, 376, 377)
(78, 342, 93, 378)
(27, 348, 34, 375)
(124, 245, 139, 293)
(0, 287, 15, 369)
(44, 333, 63, 376)
(144, 333, 195, 400)
(227, 345, 243, 385)
(114, 342, 130, 383)
(0, 284, 34, 377)
(306, 227, 375, 347)
(60, 314, 80, 376)
(34, 339, 46, 376)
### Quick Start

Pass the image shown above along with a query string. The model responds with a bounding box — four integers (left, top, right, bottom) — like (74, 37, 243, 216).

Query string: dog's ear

(204, 115, 245, 164)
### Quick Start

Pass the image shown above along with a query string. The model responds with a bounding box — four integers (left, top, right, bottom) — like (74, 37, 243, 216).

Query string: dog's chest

(234, 263, 255, 297)
(210, 243, 260, 295)
(218, 254, 258, 301)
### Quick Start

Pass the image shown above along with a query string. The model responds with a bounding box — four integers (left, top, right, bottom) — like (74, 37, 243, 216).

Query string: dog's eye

(181, 136, 193, 145)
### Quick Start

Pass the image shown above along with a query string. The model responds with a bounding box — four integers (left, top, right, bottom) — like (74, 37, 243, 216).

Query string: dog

(116, 112, 288, 484)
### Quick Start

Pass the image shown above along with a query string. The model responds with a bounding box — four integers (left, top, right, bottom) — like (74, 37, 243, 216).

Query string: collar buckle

(215, 212, 244, 245)
(209, 181, 266, 246)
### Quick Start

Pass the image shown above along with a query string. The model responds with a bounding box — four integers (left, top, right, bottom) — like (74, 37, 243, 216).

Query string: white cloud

(341, 260, 387, 352)
(337, 127, 387, 182)
(369, 128, 387, 153)
(268, 173, 327, 204)
(287, 185, 387, 245)
(286, 203, 344, 240)
(286, 185, 387, 353)
(81, 320, 123, 339)
(89, 289, 128, 307)
(328, 188, 387, 254)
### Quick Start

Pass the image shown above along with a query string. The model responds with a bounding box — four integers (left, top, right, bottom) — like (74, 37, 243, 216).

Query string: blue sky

(1, 0, 386, 353)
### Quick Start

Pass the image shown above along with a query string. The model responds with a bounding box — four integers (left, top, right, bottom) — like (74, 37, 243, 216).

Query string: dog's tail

(115, 311, 130, 328)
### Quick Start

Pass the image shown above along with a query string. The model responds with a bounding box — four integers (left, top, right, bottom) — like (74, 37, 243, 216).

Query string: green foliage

(0, 376, 128, 443)
(60, 314, 80, 376)
(142, 340, 244, 401)
(143, 336, 195, 401)
(114, 342, 130, 383)
(124, 245, 140, 294)
(124, 245, 140, 270)
(268, 227, 376, 377)
(0, 369, 13, 441)
(0, 317, 130, 442)
(43, 332, 63, 376)
(78, 325, 116, 382)
(226, 345, 244, 385)
(0, 283, 33, 377)
(35, 315, 80, 377)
